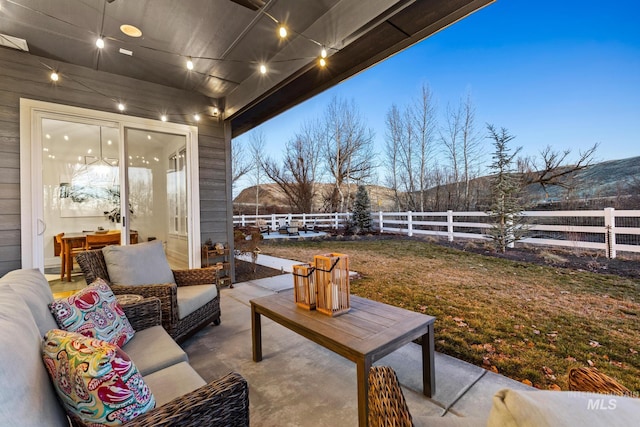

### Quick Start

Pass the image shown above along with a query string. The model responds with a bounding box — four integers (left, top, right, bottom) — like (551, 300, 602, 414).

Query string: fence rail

(233, 208, 640, 259)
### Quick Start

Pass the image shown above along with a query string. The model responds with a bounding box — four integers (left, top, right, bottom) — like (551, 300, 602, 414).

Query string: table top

(61, 230, 137, 240)
(251, 290, 435, 361)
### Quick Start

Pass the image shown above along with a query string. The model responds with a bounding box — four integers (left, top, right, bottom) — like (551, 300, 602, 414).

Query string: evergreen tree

(351, 185, 373, 233)
(486, 124, 526, 253)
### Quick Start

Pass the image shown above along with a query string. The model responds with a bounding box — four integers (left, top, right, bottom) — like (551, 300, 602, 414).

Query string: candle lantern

(314, 253, 350, 316)
(292, 263, 316, 310)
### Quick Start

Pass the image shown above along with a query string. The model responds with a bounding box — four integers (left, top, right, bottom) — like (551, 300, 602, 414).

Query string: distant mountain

(233, 156, 640, 213)
(233, 183, 398, 214)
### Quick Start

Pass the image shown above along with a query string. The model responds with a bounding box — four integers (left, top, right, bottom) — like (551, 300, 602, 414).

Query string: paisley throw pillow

(42, 329, 155, 426)
(49, 278, 135, 347)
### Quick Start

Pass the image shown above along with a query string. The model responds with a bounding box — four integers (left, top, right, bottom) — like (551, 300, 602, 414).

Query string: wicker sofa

(0, 268, 249, 427)
(368, 366, 639, 427)
(76, 241, 220, 343)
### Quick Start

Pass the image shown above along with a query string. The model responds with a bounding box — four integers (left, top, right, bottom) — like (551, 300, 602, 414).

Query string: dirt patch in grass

(257, 236, 640, 392)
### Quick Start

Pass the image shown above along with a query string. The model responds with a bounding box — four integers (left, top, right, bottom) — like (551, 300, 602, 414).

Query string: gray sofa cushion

(122, 325, 188, 376)
(143, 361, 206, 407)
(488, 388, 640, 427)
(177, 284, 218, 320)
(103, 240, 175, 285)
(0, 285, 68, 427)
(0, 268, 58, 336)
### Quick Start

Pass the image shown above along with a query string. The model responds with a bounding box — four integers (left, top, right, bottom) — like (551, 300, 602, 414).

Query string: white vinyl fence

(233, 208, 640, 259)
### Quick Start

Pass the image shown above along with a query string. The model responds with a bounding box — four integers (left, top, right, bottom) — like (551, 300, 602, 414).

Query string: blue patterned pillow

(49, 278, 135, 347)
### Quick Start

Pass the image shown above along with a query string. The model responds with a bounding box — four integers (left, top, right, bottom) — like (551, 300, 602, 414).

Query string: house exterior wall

(0, 48, 230, 276)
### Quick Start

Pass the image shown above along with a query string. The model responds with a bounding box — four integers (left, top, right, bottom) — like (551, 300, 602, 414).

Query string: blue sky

(234, 0, 640, 193)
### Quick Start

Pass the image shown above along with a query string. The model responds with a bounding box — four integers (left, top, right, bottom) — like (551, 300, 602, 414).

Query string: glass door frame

(20, 98, 201, 271)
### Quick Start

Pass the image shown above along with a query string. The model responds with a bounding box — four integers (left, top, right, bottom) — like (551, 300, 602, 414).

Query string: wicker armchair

(368, 366, 635, 427)
(71, 297, 249, 427)
(568, 367, 632, 396)
(76, 249, 221, 343)
(368, 366, 413, 427)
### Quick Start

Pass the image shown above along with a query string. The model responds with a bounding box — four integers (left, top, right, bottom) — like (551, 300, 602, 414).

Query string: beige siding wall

(0, 48, 230, 275)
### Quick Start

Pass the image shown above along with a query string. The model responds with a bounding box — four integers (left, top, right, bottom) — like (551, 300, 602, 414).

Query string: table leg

(251, 304, 263, 362)
(422, 323, 436, 397)
(356, 358, 372, 427)
(65, 241, 73, 282)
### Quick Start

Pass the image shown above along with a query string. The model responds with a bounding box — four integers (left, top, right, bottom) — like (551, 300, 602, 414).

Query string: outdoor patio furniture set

(0, 265, 248, 426)
(1, 238, 638, 426)
(257, 218, 317, 235)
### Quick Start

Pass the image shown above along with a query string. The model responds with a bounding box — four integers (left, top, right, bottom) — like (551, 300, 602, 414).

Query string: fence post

(379, 211, 384, 233)
(334, 212, 339, 229)
(604, 207, 616, 259)
(241, 214, 246, 227)
(271, 213, 276, 232)
(302, 212, 306, 227)
(407, 211, 413, 237)
(447, 210, 454, 242)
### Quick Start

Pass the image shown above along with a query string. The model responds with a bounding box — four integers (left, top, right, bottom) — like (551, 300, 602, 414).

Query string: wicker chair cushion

(42, 329, 155, 426)
(0, 286, 69, 427)
(177, 285, 218, 320)
(142, 361, 206, 406)
(103, 240, 175, 286)
(488, 388, 640, 427)
(122, 325, 188, 376)
(49, 278, 135, 347)
(0, 268, 59, 336)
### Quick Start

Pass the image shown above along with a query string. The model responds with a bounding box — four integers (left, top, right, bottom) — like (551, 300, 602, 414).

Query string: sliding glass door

(20, 99, 200, 275)
(41, 118, 121, 276)
(125, 128, 189, 269)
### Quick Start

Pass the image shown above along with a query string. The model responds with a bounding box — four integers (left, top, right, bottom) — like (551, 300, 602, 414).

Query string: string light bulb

(118, 103, 125, 111)
(259, 64, 267, 74)
(319, 58, 326, 67)
(50, 71, 59, 82)
(96, 38, 105, 49)
(321, 46, 327, 58)
(161, 115, 167, 122)
(278, 26, 287, 38)
(186, 57, 194, 70)
(194, 113, 200, 121)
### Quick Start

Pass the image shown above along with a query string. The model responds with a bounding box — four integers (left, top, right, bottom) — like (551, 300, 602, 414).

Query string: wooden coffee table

(251, 290, 436, 427)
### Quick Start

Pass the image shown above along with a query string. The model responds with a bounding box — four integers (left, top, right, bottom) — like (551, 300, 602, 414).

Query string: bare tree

(459, 92, 483, 210)
(322, 97, 376, 212)
(410, 83, 437, 212)
(440, 103, 462, 209)
(231, 137, 251, 187)
(248, 131, 267, 216)
(383, 84, 438, 212)
(520, 143, 599, 195)
(384, 104, 403, 211)
(262, 123, 321, 212)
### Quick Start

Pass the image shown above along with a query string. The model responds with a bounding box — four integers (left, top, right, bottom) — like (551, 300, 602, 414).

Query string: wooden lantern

(292, 263, 316, 310)
(314, 253, 350, 316)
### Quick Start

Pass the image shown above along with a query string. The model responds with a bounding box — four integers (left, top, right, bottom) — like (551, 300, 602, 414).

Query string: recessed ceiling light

(120, 24, 142, 38)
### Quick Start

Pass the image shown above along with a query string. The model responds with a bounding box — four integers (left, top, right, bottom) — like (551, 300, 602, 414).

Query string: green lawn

(258, 237, 640, 392)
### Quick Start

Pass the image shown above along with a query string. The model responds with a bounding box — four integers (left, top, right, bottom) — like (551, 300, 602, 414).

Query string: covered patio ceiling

(1, 0, 494, 136)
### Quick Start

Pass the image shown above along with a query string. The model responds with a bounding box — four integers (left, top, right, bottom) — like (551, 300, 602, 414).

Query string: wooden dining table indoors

(57, 230, 138, 282)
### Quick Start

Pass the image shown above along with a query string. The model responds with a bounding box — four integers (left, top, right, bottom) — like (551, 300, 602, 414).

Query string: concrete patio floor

(181, 271, 532, 426)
